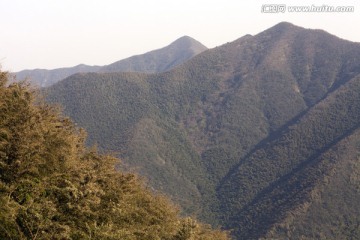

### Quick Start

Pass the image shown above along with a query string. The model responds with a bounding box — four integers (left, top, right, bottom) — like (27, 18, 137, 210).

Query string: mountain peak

(273, 21, 298, 29)
(99, 36, 208, 73)
(168, 35, 208, 52)
(259, 21, 303, 37)
(175, 35, 197, 41)
(172, 35, 201, 43)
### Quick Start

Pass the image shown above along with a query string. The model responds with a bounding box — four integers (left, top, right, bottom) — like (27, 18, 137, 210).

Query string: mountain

(98, 36, 208, 73)
(13, 36, 207, 87)
(44, 22, 360, 239)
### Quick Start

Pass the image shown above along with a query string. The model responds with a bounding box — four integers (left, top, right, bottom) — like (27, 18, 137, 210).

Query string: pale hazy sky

(1, 0, 359, 71)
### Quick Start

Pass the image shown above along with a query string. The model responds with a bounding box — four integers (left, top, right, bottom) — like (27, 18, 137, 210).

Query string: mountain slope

(266, 127, 360, 239)
(217, 73, 360, 239)
(44, 22, 360, 239)
(13, 36, 207, 87)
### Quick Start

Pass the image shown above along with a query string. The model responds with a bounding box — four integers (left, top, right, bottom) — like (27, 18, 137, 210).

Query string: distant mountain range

(45, 22, 360, 239)
(14, 64, 101, 88)
(14, 36, 207, 87)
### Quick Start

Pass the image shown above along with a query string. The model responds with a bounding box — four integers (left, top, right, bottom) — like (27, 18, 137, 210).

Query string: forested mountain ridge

(13, 36, 207, 87)
(45, 22, 360, 239)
